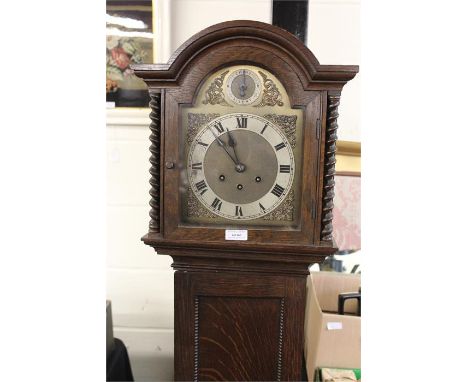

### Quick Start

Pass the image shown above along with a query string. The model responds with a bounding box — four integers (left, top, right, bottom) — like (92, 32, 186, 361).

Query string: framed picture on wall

(333, 171, 361, 251)
(106, 0, 153, 107)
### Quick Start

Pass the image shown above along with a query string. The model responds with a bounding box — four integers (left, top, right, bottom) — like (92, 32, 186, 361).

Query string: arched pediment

(132, 20, 358, 90)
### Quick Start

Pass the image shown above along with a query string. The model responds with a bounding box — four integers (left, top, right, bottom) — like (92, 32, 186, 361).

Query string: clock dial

(226, 69, 262, 105)
(181, 65, 303, 227)
(188, 113, 294, 220)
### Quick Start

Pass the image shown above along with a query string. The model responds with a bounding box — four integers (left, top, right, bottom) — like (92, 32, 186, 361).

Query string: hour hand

(226, 128, 246, 173)
(226, 128, 236, 148)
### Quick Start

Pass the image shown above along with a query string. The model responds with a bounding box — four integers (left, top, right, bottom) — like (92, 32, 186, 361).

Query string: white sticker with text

(225, 229, 248, 241)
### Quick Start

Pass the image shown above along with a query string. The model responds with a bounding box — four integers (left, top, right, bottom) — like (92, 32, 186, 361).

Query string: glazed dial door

(180, 65, 304, 228)
(187, 113, 294, 220)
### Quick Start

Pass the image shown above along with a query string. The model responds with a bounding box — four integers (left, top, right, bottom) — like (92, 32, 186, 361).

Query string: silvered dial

(188, 113, 294, 220)
(226, 69, 262, 105)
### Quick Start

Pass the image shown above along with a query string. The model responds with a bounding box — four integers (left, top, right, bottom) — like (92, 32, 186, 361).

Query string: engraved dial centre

(204, 130, 277, 204)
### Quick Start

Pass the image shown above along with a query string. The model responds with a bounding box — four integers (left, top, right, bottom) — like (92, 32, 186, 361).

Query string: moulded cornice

(131, 20, 358, 89)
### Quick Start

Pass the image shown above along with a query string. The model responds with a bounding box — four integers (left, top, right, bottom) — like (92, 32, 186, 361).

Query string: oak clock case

(132, 20, 358, 382)
(181, 65, 303, 227)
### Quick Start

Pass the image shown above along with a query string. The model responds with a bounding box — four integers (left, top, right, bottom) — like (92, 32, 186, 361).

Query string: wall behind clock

(308, 0, 360, 142)
(106, 1, 360, 380)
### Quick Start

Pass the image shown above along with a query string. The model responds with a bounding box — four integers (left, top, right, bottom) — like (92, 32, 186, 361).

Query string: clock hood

(131, 20, 358, 90)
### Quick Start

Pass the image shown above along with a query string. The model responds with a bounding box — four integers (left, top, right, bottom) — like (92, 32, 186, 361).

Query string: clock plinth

(133, 20, 357, 381)
(174, 265, 307, 381)
(144, 237, 334, 381)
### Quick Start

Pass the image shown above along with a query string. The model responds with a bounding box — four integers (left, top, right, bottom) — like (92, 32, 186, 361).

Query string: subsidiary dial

(226, 69, 262, 105)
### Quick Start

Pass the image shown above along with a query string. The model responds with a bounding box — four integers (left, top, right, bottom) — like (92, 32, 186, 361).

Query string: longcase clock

(132, 20, 358, 381)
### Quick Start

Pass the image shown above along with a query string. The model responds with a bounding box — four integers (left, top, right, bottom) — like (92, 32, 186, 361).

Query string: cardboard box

(304, 272, 361, 380)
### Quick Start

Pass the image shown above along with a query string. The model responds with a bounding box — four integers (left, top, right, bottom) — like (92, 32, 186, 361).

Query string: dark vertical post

(272, 0, 309, 44)
(321, 92, 340, 242)
(148, 92, 161, 232)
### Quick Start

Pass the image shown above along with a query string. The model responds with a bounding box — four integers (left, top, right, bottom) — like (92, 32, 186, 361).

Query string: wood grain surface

(198, 296, 282, 381)
(174, 272, 306, 381)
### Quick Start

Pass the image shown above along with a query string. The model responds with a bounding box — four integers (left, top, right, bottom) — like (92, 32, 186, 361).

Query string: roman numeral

(236, 117, 247, 128)
(235, 206, 243, 217)
(191, 162, 202, 170)
(197, 140, 208, 147)
(275, 142, 286, 151)
(211, 197, 222, 211)
(259, 203, 266, 212)
(271, 183, 285, 197)
(261, 123, 268, 134)
(195, 180, 208, 195)
(214, 122, 224, 133)
(279, 165, 291, 173)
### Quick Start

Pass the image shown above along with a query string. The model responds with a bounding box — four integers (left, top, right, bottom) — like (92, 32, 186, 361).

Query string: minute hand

(209, 128, 238, 165)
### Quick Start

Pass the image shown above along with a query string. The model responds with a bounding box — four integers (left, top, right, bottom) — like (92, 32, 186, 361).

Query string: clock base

(144, 234, 336, 380)
(171, 259, 315, 381)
